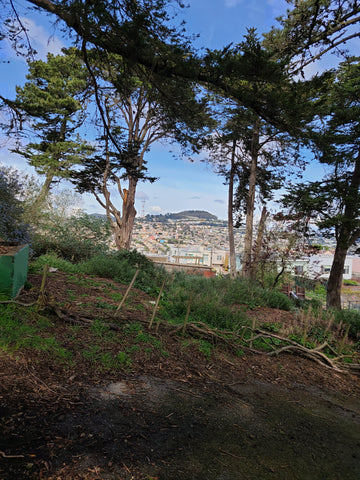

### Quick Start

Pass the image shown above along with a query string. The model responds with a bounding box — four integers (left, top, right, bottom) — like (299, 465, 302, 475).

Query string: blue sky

(0, 1, 355, 219)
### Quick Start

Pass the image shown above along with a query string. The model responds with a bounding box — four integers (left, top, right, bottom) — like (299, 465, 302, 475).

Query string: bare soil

(1, 271, 359, 479)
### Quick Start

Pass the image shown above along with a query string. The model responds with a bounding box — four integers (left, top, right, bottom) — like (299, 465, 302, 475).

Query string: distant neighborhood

(128, 210, 360, 280)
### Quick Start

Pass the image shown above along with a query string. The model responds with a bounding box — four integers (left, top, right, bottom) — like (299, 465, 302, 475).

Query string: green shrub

(29, 253, 79, 274)
(314, 283, 327, 296)
(198, 340, 213, 359)
(334, 309, 360, 340)
(260, 290, 293, 311)
(31, 213, 111, 262)
(161, 275, 248, 330)
(224, 278, 293, 311)
(343, 279, 359, 286)
(0, 166, 30, 245)
(81, 250, 165, 292)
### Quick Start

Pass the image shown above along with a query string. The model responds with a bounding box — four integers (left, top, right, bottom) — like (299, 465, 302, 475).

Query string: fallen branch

(0, 451, 25, 459)
(268, 344, 346, 373)
(0, 300, 37, 307)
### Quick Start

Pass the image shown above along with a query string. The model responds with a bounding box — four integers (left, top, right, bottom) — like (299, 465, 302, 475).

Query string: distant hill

(145, 210, 218, 221)
(91, 210, 221, 223)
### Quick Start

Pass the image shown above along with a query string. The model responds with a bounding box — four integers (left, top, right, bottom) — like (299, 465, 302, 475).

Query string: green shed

(0, 244, 30, 298)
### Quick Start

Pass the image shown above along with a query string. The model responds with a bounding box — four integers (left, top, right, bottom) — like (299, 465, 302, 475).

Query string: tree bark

(228, 140, 237, 279)
(326, 245, 347, 309)
(250, 205, 268, 281)
(119, 175, 138, 250)
(242, 119, 259, 278)
(36, 171, 54, 205)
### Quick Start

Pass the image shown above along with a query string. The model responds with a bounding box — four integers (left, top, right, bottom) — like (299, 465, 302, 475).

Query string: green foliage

(13, 49, 92, 198)
(161, 274, 292, 331)
(259, 290, 293, 311)
(198, 339, 213, 360)
(94, 300, 117, 311)
(305, 283, 326, 308)
(82, 344, 132, 370)
(334, 309, 360, 340)
(224, 278, 293, 311)
(0, 165, 30, 244)
(314, 284, 327, 296)
(32, 212, 111, 262)
(343, 279, 358, 286)
(123, 322, 143, 336)
(263, 0, 360, 71)
(90, 319, 112, 338)
(29, 253, 80, 274)
(260, 322, 282, 333)
(0, 304, 72, 362)
(81, 250, 164, 291)
(281, 58, 360, 308)
(122, 321, 168, 357)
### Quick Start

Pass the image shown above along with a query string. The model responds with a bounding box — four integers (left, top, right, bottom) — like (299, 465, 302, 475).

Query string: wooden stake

(115, 269, 139, 315)
(37, 264, 49, 309)
(249, 318, 256, 349)
(182, 292, 193, 336)
(149, 279, 166, 331)
(239, 326, 247, 344)
(155, 316, 162, 334)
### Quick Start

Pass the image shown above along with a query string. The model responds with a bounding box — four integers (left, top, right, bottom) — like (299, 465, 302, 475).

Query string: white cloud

(224, 0, 243, 7)
(4, 17, 65, 62)
(21, 17, 65, 59)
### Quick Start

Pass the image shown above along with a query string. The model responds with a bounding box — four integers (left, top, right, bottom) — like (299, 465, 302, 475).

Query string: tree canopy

(4, 0, 355, 132)
(281, 57, 360, 308)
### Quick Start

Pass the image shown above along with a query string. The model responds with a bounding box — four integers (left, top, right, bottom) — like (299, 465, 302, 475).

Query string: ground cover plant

(5, 251, 360, 372)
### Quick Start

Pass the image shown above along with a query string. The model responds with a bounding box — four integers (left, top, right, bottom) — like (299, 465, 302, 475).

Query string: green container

(0, 244, 30, 298)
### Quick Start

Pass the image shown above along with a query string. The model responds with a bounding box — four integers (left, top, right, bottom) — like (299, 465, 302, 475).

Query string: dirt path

(2, 374, 359, 480)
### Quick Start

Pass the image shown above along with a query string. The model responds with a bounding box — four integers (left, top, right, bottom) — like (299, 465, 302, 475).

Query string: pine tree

(13, 49, 92, 205)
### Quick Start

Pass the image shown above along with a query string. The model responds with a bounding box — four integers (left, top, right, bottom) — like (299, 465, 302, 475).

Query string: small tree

(255, 216, 307, 290)
(12, 49, 92, 205)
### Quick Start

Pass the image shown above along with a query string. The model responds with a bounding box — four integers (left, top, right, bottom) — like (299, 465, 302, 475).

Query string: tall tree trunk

(242, 119, 259, 278)
(36, 171, 54, 205)
(250, 206, 268, 281)
(228, 140, 237, 279)
(120, 175, 138, 250)
(326, 244, 347, 309)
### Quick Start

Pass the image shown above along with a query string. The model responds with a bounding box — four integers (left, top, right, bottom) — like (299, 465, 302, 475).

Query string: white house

(291, 252, 354, 280)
